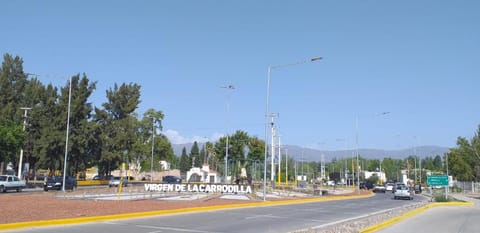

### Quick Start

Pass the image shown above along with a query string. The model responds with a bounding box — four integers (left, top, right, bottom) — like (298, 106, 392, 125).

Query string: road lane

(3, 192, 428, 233)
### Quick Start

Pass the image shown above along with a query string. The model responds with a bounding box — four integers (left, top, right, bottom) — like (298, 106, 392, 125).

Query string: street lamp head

(222, 85, 235, 90)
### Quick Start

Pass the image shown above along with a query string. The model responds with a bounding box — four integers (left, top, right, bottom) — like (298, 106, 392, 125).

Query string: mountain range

(172, 143, 450, 162)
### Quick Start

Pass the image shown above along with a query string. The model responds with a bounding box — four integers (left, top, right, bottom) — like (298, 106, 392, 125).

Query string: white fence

(453, 181, 480, 193)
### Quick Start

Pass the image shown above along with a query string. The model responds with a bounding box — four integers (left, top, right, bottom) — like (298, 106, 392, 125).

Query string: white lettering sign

(144, 183, 252, 194)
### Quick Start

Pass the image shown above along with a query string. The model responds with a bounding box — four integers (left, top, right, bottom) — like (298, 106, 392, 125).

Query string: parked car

(372, 184, 386, 193)
(108, 176, 128, 187)
(0, 175, 26, 193)
(162, 175, 182, 184)
(44, 176, 77, 191)
(394, 185, 414, 200)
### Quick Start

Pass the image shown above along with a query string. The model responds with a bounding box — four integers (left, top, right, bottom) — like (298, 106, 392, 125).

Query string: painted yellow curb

(360, 201, 474, 233)
(0, 192, 373, 231)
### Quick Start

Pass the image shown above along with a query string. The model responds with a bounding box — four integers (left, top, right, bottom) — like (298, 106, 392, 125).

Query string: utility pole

(285, 149, 288, 185)
(18, 107, 31, 180)
(321, 154, 325, 181)
(277, 134, 282, 184)
(269, 113, 278, 182)
(414, 136, 417, 184)
(150, 117, 155, 181)
(221, 85, 234, 183)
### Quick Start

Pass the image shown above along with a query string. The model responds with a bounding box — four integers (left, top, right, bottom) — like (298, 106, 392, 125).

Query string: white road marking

(104, 222, 224, 233)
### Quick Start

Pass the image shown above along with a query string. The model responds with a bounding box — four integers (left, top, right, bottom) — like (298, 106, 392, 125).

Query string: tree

(0, 54, 29, 122)
(382, 158, 403, 182)
(94, 83, 141, 175)
(0, 54, 29, 172)
(136, 109, 172, 172)
(190, 142, 201, 168)
(63, 74, 97, 176)
(365, 174, 379, 185)
(433, 155, 443, 171)
(0, 119, 25, 168)
(179, 147, 190, 173)
(32, 84, 65, 174)
(213, 130, 264, 179)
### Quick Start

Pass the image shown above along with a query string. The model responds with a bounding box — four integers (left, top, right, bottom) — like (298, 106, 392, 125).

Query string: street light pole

(222, 85, 235, 183)
(18, 107, 31, 180)
(62, 76, 72, 192)
(263, 56, 322, 201)
(150, 117, 155, 181)
(355, 114, 359, 193)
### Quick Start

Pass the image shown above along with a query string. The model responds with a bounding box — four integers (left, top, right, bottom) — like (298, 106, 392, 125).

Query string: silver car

(108, 176, 128, 187)
(394, 185, 414, 200)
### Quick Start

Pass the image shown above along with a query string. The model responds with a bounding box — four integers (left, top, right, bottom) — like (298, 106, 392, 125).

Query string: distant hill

(172, 143, 450, 162)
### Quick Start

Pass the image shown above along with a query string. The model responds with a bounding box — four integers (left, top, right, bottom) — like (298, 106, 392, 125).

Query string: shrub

(434, 194, 448, 202)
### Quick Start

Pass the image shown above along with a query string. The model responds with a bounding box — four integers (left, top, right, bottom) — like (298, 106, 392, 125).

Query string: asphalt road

(4, 192, 428, 233)
(378, 194, 480, 233)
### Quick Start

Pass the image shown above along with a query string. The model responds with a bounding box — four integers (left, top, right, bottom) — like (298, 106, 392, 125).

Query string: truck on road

(0, 175, 26, 193)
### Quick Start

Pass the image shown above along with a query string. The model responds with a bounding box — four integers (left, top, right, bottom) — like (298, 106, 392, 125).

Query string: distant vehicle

(92, 175, 112, 180)
(162, 175, 182, 184)
(108, 176, 128, 187)
(414, 184, 422, 194)
(394, 185, 414, 200)
(372, 184, 386, 193)
(44, 176, 77, 191)
(385, 183, 395, 192)
(0, 175, 26, 193)
(324, 180, 335, 186)
(359, 181, 373, 190)
(393, 183, 406, 193)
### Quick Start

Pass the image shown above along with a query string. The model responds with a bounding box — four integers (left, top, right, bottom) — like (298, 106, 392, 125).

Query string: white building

(186, 164, 220, 183)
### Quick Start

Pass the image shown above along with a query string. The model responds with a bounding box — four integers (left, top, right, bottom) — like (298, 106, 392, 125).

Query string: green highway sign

(427, 175, 448, 186)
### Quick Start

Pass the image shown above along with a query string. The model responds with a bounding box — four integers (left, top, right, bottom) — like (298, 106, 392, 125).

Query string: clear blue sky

(2, 1, 479, 151)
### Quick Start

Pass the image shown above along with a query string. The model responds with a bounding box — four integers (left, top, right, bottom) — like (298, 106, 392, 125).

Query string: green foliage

(212, 130, 265, 177)
(446, 126, 480, 182)
(179, 147, 190, 173)
(190, 142, 201, 168)
(0, 54, 179, 178)
(434, 194, 449, 202)
(0, 119, 25, 163)
(365, 174, 379, 184)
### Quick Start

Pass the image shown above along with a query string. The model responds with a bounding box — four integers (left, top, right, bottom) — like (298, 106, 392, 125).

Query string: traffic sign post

(427, 175, 449, 200)
(427, 175, 448, 186)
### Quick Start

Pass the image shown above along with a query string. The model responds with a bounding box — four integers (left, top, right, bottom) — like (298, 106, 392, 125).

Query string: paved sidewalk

(377, 193, 480, 233)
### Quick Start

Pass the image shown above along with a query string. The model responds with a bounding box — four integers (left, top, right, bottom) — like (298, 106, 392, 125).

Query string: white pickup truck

(0, 175, 26, 193)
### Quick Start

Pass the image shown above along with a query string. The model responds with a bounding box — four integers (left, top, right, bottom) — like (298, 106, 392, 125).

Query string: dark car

(359, 181, 373, 190)
(162, 175, 182, 184)
(44, 176, 77, 191)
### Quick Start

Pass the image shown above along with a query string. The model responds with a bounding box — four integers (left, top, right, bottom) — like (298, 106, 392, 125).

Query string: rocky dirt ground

(0, 191, 254, 224)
